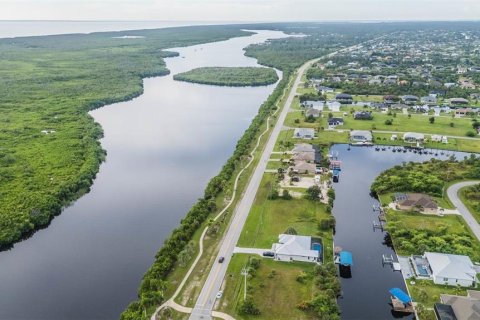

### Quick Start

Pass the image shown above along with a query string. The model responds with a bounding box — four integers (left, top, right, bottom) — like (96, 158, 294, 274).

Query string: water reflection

(0, 30, 290, 320)
(331, 144, 470, 320)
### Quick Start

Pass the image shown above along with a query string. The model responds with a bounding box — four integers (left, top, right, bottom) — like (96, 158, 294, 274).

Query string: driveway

(233, 247, 271, 257)
(446, 181, 480, 241)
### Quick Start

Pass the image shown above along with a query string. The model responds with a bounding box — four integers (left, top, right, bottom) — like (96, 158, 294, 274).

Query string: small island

(173, 66, 279, 87)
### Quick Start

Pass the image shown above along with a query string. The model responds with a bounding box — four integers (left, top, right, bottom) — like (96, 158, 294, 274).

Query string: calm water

(0, 30, 289, 320)
(0, 20, 229, 38)
(331, 144, 470, 320)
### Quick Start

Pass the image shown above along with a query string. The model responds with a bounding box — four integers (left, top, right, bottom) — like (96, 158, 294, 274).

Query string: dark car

(262, 251, 275, 257)
(218, 256, 225, 263)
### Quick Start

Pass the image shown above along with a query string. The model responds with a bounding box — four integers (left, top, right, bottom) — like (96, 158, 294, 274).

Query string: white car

(216, 291, 223, 299)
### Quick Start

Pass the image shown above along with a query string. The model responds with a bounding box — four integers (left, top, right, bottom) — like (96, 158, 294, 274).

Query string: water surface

(0, 30, 288, 320)
(331, 144, 470, 319)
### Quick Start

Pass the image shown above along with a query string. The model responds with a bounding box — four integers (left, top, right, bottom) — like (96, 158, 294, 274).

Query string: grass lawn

(218, 254, 316, 320)
(335, 112, 474, 136)
(237, 173, 334, 260)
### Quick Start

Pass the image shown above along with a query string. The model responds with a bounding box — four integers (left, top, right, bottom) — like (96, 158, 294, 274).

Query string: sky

(1, 0, 480, 21)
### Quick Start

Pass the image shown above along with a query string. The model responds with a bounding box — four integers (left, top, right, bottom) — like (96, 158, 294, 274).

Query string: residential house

(350, 130, 373, 142)
(403, 132, 425, 143)
(449, 98, 469, 105)
(455, 108, 472, 117)
(431, 135, 448, 144)
(401, 95, 419, 105)
(272, 234, 322, 263)
(317, 85, 334, 94)
(336, 93, 353, 104)
(421, 96, 437, 105)
(425, 252, 477, 287)
(395, 193, 438, 214)
(293, 161, 316, 174)
(328, 117, 344, 128)
(354, 111, 373, 120)
(294, 128, 315, 140)
(292, 143, 314, 153)
(435, 291, 480, 320)
(292, 152, 315, 163)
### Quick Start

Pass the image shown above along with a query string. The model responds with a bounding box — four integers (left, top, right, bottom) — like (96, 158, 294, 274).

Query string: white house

(425, 252, 477, 287)
(350, 130, 373, 142)
(294, 128, 315, 140)
(403, 132, 425, 143)
(431, 135, 448, 144)
(272, 234, 321, 263)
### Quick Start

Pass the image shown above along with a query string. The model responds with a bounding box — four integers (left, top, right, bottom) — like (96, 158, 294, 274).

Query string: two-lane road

(447, 181, 480, 241)
(189, 43, 366, 320)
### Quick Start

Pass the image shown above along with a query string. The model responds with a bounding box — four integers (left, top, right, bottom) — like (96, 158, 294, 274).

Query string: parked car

(218, 256, 225, 263)
(262, 251, 275, 257)
(216, 291, 223, 299)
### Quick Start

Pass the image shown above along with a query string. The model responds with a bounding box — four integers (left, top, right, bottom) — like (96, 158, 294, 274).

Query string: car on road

(262, 251, 275, 257)
(216, 291, 223, 299)
(218, 256, 225, 263)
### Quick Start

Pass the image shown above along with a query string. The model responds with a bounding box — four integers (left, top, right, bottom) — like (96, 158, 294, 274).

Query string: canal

(0, 30, 289, 320)
(331, 144, 470, 320)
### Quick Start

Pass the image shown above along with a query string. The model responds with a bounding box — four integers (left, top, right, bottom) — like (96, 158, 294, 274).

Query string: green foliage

(305, 186, 321, 201)
(387, 219, 480, 261)
(429, 116, 435, 124)
(0, 25, 250, 248)
(385, 119, 393, 125)
(173, 67, 278, 87)
(297, 263, 340, 319)
(319, 217, 336, 231)
(371, 158, 480, 197)
(238, 296, 261, 315)
(282, 189, 293, 200)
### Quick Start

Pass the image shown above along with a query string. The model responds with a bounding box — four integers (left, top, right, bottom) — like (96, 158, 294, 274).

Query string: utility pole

(241, 268, 248, 301)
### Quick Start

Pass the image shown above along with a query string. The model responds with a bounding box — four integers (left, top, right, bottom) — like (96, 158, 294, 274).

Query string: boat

(389, 288, 414, 313)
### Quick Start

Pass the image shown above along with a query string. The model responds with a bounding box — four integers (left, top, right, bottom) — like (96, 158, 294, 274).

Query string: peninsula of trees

(173, 67, 279, 86)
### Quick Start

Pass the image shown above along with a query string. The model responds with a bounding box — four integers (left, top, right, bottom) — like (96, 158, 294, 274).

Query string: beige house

(292, 151, 315, 163)
(293, 161, 316, 175)
(395, 193, 438, 214)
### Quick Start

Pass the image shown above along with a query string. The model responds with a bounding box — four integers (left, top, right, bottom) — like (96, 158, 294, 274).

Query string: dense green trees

(0, 26, 250, 248)
(371, 157, 480, 197)
(387, 219, 480, 261)
(173, 67, 278, 86)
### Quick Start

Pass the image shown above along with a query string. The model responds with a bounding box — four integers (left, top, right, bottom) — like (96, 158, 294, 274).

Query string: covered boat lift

(389, 287, 414, 313)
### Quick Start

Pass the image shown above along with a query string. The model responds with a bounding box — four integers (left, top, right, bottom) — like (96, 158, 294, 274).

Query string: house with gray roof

(350, 130, 372, 142)
(425, 252, 477, 287)
(437, 290, 480, 320)
(272, 234, 322, 263)
(294, 128, 315, 140)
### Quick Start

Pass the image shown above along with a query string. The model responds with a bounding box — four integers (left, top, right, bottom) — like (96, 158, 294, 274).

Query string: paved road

(447, 181, 480, 241)
(188, 43, 365, 320)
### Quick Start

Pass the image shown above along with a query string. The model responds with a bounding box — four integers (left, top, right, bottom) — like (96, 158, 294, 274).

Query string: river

(0, 30, 289, 320)
(331, 144, 470, 320)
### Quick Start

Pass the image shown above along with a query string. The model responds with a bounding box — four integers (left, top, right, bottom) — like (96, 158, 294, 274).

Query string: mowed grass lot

(328, 112, 475, 136)
(237, 173, 333, 259)
(218, 255, 316, 320)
